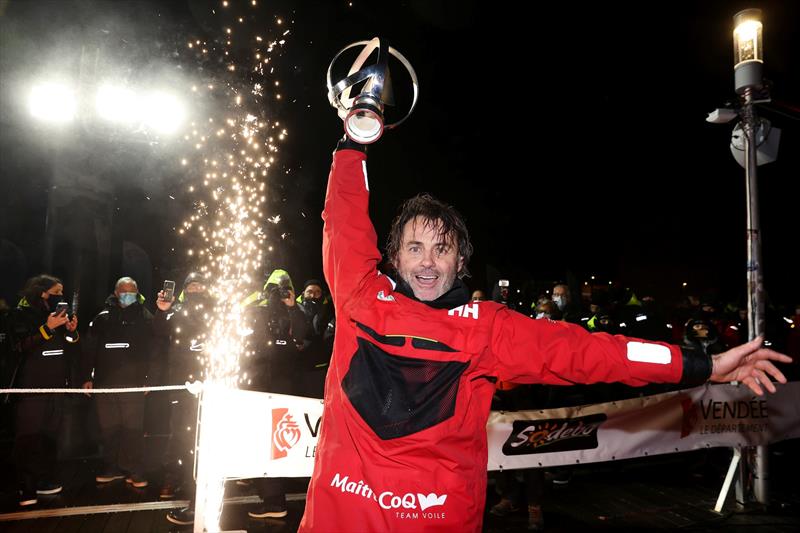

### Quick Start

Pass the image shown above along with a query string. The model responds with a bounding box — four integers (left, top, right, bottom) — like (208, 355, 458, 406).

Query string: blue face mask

(118, 292, 138, 308)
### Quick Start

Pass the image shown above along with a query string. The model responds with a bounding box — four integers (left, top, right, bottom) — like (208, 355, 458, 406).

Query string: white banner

(194, 382, 800, 479)
(195, 386, 323, 479)
(486, 382, 800, 471)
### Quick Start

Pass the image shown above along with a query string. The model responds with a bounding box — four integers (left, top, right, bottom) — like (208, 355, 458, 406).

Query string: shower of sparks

(174, 1, 293, 531)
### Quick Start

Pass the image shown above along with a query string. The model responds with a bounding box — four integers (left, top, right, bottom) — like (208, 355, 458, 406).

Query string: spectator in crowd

(8, 275, 78, 506)
(491, 279, 514, 309)
(81, 276, 156, 489)
(471, 289, 487, 302)
(683, 317, 727, 357)
(157, 272, 210, 503)
(617, 290, 671, 342)
(168, 269, 308, 526)
(296, 279, 334, 398)
(552, 283, 581, 323)
(533, 299, 560, 320)
(246, 269, 307, 519)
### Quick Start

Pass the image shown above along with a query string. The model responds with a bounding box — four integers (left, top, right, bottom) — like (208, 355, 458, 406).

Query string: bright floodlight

(28, 83, 77, 123)
(142, 91, 185, 134)
(733, 8, 763, 93)
(96, 84, 138, 123)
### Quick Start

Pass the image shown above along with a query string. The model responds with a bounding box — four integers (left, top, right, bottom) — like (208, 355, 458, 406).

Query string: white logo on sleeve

(448, 303, 479, 319)
(626, 341, 671, 364)
(417, 493, 447, 511)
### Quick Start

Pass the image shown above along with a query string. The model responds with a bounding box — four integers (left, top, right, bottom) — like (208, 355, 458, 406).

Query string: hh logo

(448, 303, 479, 319)
(271, 408, 301, 459)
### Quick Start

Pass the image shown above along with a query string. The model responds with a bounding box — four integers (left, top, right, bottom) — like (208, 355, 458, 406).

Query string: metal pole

(739, 87, 769, 506)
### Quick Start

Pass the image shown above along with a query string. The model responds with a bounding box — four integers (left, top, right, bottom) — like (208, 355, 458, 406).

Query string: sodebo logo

(331, 473, 448, 513)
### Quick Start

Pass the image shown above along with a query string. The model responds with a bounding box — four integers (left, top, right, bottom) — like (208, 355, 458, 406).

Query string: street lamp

(733, 9, 763, 94)
(708, 8, 775, 512)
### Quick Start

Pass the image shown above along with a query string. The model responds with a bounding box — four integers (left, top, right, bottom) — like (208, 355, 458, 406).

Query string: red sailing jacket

(299, 147, 708, 532)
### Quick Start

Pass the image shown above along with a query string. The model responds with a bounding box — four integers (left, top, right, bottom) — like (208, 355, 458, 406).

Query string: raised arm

(322, 139, 382, 311)
(490, 308, 711, 388)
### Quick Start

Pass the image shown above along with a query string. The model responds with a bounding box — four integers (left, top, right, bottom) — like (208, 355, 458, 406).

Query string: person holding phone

(80, 276, 156, 489)
(8, 274, 79, 506)
(153, 273, 210, 506)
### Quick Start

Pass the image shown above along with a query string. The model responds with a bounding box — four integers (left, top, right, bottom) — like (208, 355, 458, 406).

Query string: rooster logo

(271, 409, 301, 459)
(417, 493, 447, 511)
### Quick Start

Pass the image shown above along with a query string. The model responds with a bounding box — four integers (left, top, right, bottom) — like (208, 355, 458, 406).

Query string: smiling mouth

(415, 274, 439, 285)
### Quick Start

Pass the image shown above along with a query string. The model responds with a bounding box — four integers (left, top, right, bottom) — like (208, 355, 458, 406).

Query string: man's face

(115, 282, 138, 297)
(303, 284, 323, 301)
(185, 282, 206, 294)
(396, 216, 463, 302)
(552, 286, 568, 300)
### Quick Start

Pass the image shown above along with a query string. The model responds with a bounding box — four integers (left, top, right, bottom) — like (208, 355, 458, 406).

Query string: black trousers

(255, 477, 287, 507)
(163, 391, 199, 488)
(494, 469, 544, 506)
(13, 395, 62, 492)
(95, 394, 145, 475)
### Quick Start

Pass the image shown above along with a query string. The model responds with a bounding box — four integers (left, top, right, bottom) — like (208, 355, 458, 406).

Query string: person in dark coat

(296, 279, 334, 398)
(80, 276, 156, 488)
(157, 272, 210, 500)
(8, 274, 79, 506)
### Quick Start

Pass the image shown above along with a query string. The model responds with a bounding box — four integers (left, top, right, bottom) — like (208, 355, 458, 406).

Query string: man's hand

(282, 289, 296, 307)
(156, 290, 174, 311)
(710, 336, 792, 395)
(65, 315, 78, 332)
(82, 381, 93, 397)
(46, 312, 69, 330)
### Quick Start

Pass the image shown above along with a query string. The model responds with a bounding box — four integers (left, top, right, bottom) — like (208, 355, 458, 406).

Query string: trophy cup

(327, 37, 419, 144)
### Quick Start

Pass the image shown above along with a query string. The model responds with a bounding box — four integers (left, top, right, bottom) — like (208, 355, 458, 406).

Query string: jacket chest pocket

(342, 325, 468, 440)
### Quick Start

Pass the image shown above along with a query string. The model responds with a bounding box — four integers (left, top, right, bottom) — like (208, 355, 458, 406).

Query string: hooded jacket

(299, 146, 712, 533)
(81, 294, 156, 388)
(243, 269, 307, 391)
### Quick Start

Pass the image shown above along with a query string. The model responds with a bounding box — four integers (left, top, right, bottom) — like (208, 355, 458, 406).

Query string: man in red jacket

(298, 137, 791, 532)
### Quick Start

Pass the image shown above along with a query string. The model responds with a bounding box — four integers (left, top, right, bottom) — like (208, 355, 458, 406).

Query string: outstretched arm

(710, 336, 791, 395)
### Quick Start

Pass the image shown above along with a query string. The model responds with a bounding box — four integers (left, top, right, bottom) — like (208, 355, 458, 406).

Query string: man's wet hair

(386, 193, 473, 279)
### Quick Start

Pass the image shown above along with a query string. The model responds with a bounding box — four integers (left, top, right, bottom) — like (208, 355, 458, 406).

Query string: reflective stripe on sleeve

(626, 341, 671, 364)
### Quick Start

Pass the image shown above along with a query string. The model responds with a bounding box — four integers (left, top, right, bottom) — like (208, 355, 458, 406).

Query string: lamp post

(733, 8, 768, 507)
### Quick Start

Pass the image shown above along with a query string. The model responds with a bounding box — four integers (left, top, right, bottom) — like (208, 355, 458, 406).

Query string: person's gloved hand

(336, 135, 367, 153)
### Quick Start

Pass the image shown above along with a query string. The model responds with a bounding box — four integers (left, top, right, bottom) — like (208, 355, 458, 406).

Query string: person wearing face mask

(551, 283, 581, 324)
(80, 276, 156, 489)
(296, 279, 335, 398)
(8, 274, 79, 506)
(154, 272, 212, 502)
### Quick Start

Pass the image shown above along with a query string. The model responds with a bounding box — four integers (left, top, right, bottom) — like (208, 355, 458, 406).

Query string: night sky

(1, 0, 798, 317)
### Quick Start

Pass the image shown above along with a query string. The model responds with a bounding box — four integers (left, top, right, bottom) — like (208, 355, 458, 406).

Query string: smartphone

(163, 280, 176, 301)
(54, 302, 69, 316)
(498, 279, 510, 287)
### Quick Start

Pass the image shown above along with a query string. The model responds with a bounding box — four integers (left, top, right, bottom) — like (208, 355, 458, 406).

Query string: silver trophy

(327, 37, 419, 144)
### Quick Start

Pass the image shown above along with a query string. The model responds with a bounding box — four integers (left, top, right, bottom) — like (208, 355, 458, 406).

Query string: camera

(269, 278, 293, 301)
